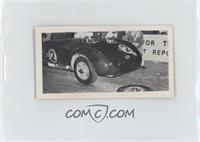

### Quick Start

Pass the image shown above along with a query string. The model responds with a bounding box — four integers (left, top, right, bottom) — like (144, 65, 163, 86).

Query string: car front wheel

(74, 56, 97, 85)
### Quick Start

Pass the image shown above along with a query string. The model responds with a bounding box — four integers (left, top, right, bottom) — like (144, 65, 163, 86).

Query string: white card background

(2, 0, 199, 141)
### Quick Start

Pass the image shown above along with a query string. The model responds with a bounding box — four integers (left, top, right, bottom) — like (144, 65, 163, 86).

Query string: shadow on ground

(43, 61, 168, 93)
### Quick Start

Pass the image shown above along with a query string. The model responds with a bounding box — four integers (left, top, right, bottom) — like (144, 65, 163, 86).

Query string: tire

(117, 84, 153, 92)
(74, 56, 97, 85)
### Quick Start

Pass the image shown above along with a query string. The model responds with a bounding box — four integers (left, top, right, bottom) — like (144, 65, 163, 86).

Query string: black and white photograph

(35, 26, 174, 99)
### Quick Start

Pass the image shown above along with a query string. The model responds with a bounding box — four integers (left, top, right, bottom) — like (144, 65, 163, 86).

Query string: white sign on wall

(142, 35, 169, 62)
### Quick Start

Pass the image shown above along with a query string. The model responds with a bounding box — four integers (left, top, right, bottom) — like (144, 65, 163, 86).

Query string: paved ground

(43, 61, 168, 93)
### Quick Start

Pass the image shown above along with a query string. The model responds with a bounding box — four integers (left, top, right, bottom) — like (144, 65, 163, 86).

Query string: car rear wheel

(74, 56, 97, 85)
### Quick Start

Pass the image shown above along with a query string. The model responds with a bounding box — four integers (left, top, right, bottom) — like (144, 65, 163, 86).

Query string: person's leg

(141, 56, 145, 66)
(139, 48, 145, 68)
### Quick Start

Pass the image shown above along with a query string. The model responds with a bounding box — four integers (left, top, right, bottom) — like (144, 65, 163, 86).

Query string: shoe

(140, 66, 146, 69)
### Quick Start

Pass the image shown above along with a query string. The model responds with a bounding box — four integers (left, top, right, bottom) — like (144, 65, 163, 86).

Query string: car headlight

(118, 45, 137, 56)
(104, 62, 113, 67)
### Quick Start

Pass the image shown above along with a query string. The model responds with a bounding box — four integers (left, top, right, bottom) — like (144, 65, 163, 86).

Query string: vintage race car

(42, 32, 142, 85)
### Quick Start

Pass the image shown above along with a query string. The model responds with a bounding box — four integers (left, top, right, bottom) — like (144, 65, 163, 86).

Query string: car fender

(71, 47, 112, 75)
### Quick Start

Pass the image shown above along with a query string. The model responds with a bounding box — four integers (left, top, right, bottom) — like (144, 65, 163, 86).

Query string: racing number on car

(48, 49, 57, 63)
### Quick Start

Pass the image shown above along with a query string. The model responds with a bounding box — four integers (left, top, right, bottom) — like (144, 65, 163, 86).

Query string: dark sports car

(42, 32, 142, 85)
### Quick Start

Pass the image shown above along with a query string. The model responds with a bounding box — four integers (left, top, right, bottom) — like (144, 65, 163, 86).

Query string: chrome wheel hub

(76, 62, 90, 80)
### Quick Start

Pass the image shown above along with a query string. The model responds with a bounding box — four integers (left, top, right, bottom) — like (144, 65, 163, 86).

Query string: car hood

(89, 41, 135, 64)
